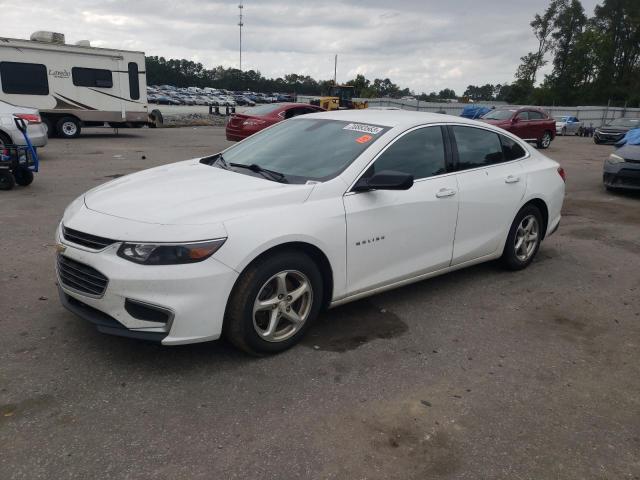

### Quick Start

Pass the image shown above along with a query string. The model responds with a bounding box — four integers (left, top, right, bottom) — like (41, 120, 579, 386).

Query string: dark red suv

(480, 107, 556, 149)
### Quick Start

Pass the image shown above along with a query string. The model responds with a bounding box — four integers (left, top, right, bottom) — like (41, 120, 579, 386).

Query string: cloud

(1, 0, 602, 93)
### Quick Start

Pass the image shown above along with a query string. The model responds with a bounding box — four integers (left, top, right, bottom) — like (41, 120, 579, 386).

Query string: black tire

(42, 117, 55, 138)
(224, 250, 324, 355)
(594, 138, 602, 144)
(14, 167, 34, 186)
(501, 204, 543, 271)
(0, 171, 15, 190)
(536, 131, 552, 149)
(56, 116, 81, 139)
(0, 131, 12, 147)
(149, 109, 163, 128)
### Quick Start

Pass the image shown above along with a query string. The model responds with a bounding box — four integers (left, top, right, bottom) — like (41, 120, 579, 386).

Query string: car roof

(300, 109, 486, 129)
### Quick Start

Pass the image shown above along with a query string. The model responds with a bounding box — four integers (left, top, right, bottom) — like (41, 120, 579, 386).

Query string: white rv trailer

(0, 32, 160, 138)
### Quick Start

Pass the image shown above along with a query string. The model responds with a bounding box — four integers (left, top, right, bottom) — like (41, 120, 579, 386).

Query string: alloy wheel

(252, 270, 313, 342)
(514, 215, 539, 262)
(542, 132, 551, 148)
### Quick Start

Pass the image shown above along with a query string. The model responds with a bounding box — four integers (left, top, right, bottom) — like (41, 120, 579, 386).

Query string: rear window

(72, 67, 113, 88)
(528, 110, 545, 120)
(220, 119, 390, 183)
(0, 62, 49, 95)
(482, 109, 515, 120)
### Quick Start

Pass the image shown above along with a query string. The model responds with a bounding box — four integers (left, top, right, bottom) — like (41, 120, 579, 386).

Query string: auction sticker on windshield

(343, 123, 384, 135)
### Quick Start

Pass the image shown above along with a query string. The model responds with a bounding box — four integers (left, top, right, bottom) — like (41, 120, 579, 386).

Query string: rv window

(0, 62, 49, 95)
(72, 67, 113, 88)
(128, 62, 140, 100)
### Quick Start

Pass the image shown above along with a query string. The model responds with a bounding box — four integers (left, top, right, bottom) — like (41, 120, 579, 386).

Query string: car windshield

(220, 118, 390, 183)
(244, 104, 285, 116)
(609, 118, 640, 127)
(482, 109, 516, 120)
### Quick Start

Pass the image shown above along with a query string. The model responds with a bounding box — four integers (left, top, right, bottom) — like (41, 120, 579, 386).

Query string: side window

(72, 67, 113, 88)
(528, 110, 544, 120)
(0, 62, 49, 95)
(452, 126, 504, 170)
(500, 134, 527, 161)
(128, 62, 140, 100)
(368, 127, 446, 179)
(516, 111, 529, 121)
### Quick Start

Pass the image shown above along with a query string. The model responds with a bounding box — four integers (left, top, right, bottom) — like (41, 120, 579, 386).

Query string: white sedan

(56, 111, 565, 354)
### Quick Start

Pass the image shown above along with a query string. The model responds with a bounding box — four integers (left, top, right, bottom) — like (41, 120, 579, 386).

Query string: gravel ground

(0, 129, 638, 479)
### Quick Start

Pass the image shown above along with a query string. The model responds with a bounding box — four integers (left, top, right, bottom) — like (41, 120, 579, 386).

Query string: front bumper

(594, 131, 625, 144)
(603, 161, 640, 190)
(56, 228, 239, 345)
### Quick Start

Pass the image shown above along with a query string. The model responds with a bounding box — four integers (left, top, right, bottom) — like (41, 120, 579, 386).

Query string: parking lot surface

(1, 128, 639, 479)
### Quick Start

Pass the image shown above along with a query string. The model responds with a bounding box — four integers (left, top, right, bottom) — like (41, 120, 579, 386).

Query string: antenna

(334, 54, 337, 85)
(238, 2, 244, 72)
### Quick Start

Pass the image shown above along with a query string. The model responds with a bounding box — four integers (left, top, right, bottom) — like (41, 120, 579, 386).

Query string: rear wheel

(56, 117, 81, 139)
(0, 131, 12, 147)
(224, 250, 323, 355)
(501, 205, 543, 270)
(0, 171, 15, 190)
(537, 131, 552, 149)
(14, 167, 34, 186)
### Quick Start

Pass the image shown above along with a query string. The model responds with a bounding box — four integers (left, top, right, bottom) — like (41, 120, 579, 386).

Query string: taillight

(557, 167, 566, 182)
(14, 113, 41, 124)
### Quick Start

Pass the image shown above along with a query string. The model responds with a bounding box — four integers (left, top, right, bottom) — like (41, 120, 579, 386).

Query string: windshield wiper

(230, 163, 288, 183)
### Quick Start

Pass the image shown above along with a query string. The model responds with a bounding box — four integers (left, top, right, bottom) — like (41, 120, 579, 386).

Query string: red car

(226, 103, 325, 141)
(480, 107, 556, 149)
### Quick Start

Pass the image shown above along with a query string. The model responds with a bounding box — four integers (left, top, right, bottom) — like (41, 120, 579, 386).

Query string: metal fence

(297, 95, 640, 127)
(362, 99, 640, 127)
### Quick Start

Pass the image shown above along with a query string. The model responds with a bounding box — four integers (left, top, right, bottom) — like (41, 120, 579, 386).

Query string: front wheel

(537, 131, 552, 149)
(224, 251, 323, 355)
(56, 117, 81, 139)
(501, 205, 543, 270)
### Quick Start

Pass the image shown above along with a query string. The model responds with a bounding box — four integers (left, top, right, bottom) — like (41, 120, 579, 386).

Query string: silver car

(554, 116, 582, 136)
(0, 100, 48, 148)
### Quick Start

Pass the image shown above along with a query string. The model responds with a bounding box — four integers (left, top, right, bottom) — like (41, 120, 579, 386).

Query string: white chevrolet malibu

(56, 111, 565, 354)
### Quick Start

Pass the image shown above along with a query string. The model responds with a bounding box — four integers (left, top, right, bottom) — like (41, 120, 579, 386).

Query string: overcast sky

(3, 0, 601, 93)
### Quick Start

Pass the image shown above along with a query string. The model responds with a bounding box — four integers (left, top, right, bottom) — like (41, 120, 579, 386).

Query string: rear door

(449, 125, 527, 265)
(343, 125, 459, 293)
(527, 110, 546, 140)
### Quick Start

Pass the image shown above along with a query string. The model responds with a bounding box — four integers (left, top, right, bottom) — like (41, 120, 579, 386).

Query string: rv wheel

(56, 117, 81, 139)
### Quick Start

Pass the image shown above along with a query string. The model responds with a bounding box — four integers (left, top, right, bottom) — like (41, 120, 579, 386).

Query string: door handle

(435, 188, 457, 198)
(505, 175, 520, 184)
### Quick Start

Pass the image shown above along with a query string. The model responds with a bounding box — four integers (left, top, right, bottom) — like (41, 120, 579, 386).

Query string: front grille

(57, 254, 109, 297)
(62, 226, 116, 250)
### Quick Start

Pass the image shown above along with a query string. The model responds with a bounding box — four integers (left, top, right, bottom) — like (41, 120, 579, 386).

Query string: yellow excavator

(311, 85, 368, 111)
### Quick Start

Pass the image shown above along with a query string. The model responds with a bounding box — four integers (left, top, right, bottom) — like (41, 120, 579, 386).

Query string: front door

(343, 126, 459, 295)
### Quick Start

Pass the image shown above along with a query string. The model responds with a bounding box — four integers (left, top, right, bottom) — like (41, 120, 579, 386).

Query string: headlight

(608, 153, 625, 164)
(117, 238, 226, 265)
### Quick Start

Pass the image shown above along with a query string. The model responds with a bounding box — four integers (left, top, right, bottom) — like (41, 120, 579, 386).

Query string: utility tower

(238, 2, 244, 72)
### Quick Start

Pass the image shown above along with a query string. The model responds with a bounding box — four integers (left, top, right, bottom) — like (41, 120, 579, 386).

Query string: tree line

(145, 0, 639, 106)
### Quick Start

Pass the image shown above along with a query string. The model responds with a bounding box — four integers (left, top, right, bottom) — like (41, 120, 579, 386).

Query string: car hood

(615, 144, 640, 162)
(84, 159, 314, 225)
(599, 126, 631, 133)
